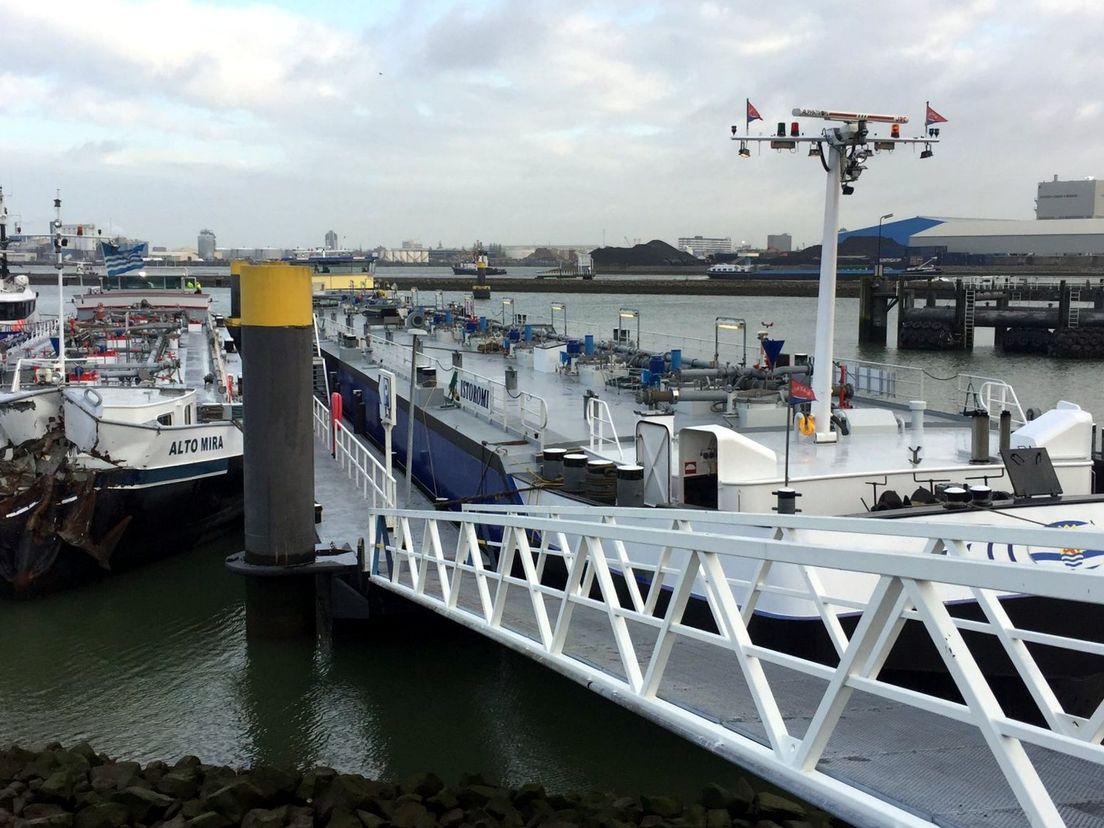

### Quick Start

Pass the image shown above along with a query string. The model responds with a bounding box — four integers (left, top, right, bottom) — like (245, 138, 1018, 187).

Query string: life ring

(796, 413, 816, 436)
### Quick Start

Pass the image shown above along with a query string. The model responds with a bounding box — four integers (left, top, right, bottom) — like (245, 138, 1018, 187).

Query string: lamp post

(617, 308, 640, 348)
(550, 302, 566, 336)
(404, 327, 427, 507)
(714, 317, 747, 368)
(501, 297, 514, 326)
(876, 212, 893, 278)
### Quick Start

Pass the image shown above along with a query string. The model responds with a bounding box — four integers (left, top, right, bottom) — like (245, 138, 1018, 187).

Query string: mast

(53, 193, 66, 377)
(0, 187, 9, 284)
(732, 105, 939, 443)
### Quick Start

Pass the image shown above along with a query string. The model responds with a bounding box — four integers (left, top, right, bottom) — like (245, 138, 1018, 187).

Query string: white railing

(836, 356, 1024, 424)
(313, 396, 396, 509)
(586, 395, 624, 461)
(366, 502, 1104, 828)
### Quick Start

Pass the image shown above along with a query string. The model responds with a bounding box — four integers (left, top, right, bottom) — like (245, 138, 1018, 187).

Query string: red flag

(925, 103, 947, 127)
(788, 378, 816, 405)
(746, 99, 762, 127)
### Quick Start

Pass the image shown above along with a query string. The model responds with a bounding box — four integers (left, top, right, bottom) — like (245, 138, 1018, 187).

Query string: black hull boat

(0, 457, 244, 597)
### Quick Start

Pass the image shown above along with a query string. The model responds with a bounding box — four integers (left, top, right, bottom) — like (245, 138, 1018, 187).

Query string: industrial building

(197, 229, 216, 260)
(836, 177, 1104, 261)
(678, 235, 731, 257)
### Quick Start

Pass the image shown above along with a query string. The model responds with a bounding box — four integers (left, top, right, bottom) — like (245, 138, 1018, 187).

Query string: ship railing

(366, 501, 1104, 828)
(586, 395, 624, 461)
(835, 356, 1023, 424)
(313, 395, 396, 509)
(362, 332, 550, 448)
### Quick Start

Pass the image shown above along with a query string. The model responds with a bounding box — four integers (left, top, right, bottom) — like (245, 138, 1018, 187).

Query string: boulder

(324, 808, 362, 828)
(390, 800, 435, 828)
(752, 793, 805, 822)
(89, 764, 141, 794)
(242, 767, 299, 802)
(201, 782, 265, 823)
(312, 775, 390, 818)
(241, 805, 289, 828)
(38, 769, 83, 804)
(399, 773, 444, 800)
(155, 770, 200, 801)
(641, 795, 683, 819)
(73, 802, 130, 828)
(111, 786, 175, 822)
(186, 812, 232, 828)
(295, 768, 337, 802)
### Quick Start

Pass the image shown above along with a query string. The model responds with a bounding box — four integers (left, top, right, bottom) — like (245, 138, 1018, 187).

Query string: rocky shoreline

(0, 744, 846, 828)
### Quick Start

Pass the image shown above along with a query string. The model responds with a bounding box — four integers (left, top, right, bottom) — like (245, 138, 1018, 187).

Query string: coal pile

(591, 241, 699, 268)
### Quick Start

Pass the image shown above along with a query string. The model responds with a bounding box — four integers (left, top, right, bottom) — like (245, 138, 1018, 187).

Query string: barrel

(670, 349, 682, 371)
(524, 324, 533, 342)
(541, 448, 566, 480)
(563, 453, 588, 493)
(648, 354, 664, 376)
(508, 329, 521, 342)
(616, 464, 644, 507)
(585, 459, 617, 503)
(566, 339, 581, 355)
(478, 316, 488, 332)
(584, 334, 595, 355)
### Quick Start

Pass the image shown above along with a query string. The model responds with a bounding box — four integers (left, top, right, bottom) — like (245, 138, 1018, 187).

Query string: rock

(0, 747, 36, 781)
(180, 801, 204, 820)
(400, 773, 444, 800)
(752, 794, 805, 822)
(22, 804, 68, 820)
(642, 795, 683, 819)
(155, 770, 200, 801)
(172, 757, 202, 771)
(437, 807, 465, 828)
(295, 768, 337, 802)
(186, 812, 231, 828)
(111, 786, 175, 822)
(22, 752, 60, 782)
(201, 782, 264, 823)
(241, 805, 289, 828)
(706, 809, 732, 828)
(197, 768, 237, 800)
(89, 764, 141, 794)
(425, 789, 460, 813)
(23, 812, 73, 828)
(159, 815, 187, 828)
(324, 808, 362, 828)
(39, 769, 83, 805)
(455, 784, 509, 810)
(0, 786, 19, 812)
(391, 800, 436, 828)
(727, 780, 756, 817)
(312, 775, 390, 818)
(73, 802, 130, 828)
(242, 767, 299, 802)
(640, 815, 667, 828)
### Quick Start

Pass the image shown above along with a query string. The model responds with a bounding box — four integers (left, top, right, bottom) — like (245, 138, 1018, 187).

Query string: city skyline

(1, 1, 1100, 251)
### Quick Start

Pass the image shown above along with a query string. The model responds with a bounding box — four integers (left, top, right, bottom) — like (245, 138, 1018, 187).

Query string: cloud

(0, 0, 1101, 250)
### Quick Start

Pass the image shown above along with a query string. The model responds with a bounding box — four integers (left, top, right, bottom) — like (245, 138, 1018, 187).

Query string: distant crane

(623, 236, 641, 246)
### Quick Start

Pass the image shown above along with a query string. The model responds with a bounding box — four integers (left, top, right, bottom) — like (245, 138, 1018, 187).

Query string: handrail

(586, 395, 623, 461)
(367, 503, 1104, 828)
(312, 396, 396, 509)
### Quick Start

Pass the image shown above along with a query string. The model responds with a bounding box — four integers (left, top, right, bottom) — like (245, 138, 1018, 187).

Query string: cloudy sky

(1, 0, 1100, 251)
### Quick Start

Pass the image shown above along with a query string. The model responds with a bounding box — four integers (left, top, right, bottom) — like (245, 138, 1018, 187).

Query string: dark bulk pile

(0, 744, 848, 828)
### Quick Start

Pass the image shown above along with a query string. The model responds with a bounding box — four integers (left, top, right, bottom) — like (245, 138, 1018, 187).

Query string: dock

(306, 398, 1104, 828)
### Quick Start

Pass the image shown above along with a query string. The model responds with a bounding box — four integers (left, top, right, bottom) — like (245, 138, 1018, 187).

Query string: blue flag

(100, 241, 148, 277)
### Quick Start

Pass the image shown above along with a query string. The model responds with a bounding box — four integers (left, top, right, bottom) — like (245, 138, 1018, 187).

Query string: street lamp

(404, 327, 428, 507)
(714, 317, 747, 368)
(876, 212, 893, 278)
(617, 308, 640, 348)
(501, 297, 514, 326)
(550, 302, 566, 336)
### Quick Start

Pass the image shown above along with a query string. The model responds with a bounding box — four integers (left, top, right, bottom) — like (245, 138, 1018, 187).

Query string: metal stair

(1069, 287, 1081, 328)
(962, 285, 976, 348)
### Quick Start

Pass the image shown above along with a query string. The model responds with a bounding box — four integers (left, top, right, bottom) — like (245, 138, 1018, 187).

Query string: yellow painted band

(240, 263, 313, 327)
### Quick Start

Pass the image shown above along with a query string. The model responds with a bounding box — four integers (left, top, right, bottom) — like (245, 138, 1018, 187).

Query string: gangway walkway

(308, 416, 1104, 828)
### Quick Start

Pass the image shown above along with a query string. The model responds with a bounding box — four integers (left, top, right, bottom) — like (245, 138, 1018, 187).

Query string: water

(3, 283, 1101, 802)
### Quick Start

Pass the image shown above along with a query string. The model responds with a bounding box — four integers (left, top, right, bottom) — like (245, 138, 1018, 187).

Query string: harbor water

(2, 284, 1102, 801)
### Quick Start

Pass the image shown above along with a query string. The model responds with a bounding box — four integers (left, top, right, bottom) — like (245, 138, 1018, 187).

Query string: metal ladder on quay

(1068, 287, 1081, 328)
(962, 284, 976, 348)
(312, 314, 330, 400)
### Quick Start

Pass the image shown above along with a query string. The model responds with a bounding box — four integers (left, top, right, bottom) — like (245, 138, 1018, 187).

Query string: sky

(1, 0, 1101, 251)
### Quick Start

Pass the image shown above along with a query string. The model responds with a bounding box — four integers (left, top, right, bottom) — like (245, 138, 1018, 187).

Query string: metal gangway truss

(363, 503, 1104, 828)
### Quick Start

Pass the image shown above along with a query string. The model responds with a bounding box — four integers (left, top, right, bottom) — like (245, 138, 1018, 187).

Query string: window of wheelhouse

(0, 300, 34, 321)
(157, 413, 173, 426)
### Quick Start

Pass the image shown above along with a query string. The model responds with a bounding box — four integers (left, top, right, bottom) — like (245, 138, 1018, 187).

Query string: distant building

(401, 240, 425, 250)
(1036, 176, 1104, 220)
(379, 248, 429, 264)
(766, 233, 792, 252)
(216, 247, 289, 261)
(197, 229, 216, 260)
(677, 235, 731, 258)
(324, 230, 339, 250)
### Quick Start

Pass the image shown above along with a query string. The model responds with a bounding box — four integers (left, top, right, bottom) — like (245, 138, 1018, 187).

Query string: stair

(1069, 287, 1081, 328)
(963, 286, 976, 348)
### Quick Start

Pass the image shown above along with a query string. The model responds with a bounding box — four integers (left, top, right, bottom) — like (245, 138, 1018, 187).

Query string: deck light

(738, 142, 751, 158)
(891, 124, 900, 138)
(550, 302, 566, 335)
(790, 121, 800, 137)
(776, 122, 786, 137)
(920, 144, 934, 159)
(714, 317, 747, 367)
(617, 308, 640, 348)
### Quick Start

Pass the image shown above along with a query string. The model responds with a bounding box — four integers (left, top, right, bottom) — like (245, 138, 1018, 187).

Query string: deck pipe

(240, 261, 318, 637)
